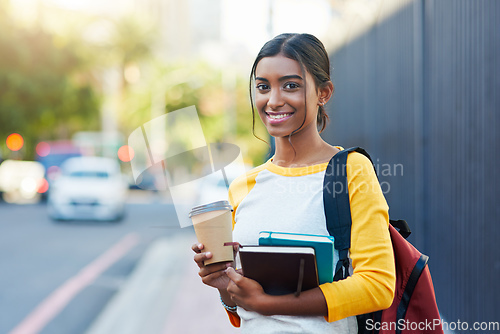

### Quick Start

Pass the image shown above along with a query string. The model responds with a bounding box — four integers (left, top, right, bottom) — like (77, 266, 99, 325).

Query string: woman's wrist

(255, 288, 328, 317)
(220, 295, 238, 313)
(218, 288, 237, 308)
(252, 294, 274, 316)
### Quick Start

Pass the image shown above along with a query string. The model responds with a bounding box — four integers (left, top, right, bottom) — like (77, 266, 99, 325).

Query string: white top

(232, 163, 358, 334)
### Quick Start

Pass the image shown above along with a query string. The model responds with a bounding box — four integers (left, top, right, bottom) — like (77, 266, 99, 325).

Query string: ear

(317, 81, 334, 106)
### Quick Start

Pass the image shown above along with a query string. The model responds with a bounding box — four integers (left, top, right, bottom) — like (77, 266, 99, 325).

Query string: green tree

(0, 4, 100, 160)
(119, 59, 269, 166)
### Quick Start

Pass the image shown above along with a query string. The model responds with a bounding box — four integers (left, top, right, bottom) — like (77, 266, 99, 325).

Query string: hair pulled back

(249, 33, 333, 136)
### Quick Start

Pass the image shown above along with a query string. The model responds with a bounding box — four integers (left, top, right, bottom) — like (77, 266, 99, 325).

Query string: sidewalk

(86, 231, 239, 334)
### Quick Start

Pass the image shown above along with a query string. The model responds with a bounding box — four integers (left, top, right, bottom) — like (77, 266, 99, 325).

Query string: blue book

(258, 231, 336, 285)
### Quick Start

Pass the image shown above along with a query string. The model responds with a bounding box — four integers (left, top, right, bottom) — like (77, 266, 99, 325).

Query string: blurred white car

(0, 160, 45, 203)
(48, 156, 128, 221)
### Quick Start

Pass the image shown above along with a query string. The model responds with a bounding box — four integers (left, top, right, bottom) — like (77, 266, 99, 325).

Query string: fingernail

(198, 243, 203, 249)
(206, 252, 212, 257)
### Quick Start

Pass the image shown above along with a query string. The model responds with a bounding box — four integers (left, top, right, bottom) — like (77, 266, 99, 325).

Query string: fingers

(192, 243, 211, 268)
(232, 243, 241, 258)
(198, 262, 228, 278)
(191, 243, 204, 253)
(226, 272, 245, 304)
(227, 279, 237, 296)
(193, 250, 213, 268)
(225, 267, 243, 284)
(226, 270, 266, 313)
(200, 268, 226, 285)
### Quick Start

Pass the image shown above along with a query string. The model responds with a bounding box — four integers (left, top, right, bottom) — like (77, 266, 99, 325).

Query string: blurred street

(0, 191, 238, 334)
(1, 0, 497, 331)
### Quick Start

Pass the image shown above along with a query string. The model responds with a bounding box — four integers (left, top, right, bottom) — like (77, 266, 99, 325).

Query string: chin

(267, 129, 294, 138)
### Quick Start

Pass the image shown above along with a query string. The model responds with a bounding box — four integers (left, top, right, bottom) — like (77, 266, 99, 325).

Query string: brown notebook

(239, 246, 319, 296)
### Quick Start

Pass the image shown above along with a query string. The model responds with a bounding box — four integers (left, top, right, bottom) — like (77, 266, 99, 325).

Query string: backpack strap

(395, 254, 429, 334)
(323, 147, 374, 281)
(391, 219, 412, 239)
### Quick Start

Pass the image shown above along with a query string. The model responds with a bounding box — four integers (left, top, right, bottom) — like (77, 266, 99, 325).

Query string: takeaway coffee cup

(189, 200, 234, 265)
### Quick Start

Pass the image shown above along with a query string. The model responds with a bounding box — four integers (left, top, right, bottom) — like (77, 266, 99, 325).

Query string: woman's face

(254, 54, 322, 138)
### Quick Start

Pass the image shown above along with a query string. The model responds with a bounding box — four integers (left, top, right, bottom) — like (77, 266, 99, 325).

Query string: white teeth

(268, 113, 292, 119)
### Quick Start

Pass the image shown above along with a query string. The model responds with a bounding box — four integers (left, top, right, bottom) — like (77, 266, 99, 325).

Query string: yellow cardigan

(226, 152, 395, 326)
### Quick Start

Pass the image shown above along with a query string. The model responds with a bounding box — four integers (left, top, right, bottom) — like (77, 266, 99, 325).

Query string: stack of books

(239, 231, 335, 296)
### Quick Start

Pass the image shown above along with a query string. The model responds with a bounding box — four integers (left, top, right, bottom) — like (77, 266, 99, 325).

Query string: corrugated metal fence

(322, 0, 499, 330)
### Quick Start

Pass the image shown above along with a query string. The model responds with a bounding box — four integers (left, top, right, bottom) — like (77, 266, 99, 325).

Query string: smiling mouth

(265, 112, 294, 120)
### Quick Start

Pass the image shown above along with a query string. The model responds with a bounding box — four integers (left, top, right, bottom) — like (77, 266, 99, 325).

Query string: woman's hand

(192, 243, 233, 290)
(225, 267, 270, 314)
(226, 267, 329, 317)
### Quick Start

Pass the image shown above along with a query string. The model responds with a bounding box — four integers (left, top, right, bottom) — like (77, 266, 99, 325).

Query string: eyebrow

(255, 74, 304, 82)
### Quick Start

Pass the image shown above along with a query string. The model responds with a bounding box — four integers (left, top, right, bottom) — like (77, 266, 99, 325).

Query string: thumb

(225, 267, 243, 283)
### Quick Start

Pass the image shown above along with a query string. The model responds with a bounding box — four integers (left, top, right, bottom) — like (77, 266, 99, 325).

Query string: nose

(267, 88, 284, 110)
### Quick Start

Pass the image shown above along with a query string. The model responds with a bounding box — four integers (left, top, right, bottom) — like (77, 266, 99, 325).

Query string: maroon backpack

(323, 147, 443, 334)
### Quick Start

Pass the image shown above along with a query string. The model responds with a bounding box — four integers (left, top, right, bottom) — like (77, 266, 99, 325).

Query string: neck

(272, 126, 335, 167)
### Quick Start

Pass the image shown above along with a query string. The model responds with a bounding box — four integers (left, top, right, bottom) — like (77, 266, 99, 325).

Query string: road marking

(9, 233, 140, 334)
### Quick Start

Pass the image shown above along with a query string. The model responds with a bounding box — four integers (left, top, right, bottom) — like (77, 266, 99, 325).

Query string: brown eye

(284, 82, 300, 89)
(256, 83, 270, 91)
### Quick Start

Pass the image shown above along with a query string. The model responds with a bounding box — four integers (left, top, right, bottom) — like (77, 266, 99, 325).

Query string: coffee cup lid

(188, 200, 233, 218)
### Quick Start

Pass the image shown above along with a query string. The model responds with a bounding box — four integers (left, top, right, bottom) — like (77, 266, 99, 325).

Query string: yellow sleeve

(228, 165, 264, 228)
(319, 152, 396, 322)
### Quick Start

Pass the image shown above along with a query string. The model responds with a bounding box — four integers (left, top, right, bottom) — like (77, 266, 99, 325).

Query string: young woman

(193, 33, 395, 333)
